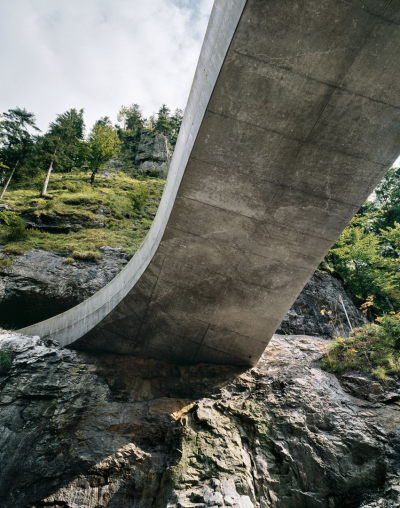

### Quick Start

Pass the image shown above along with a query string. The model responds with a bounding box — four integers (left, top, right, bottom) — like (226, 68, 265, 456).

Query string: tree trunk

(0, 161, 19, 199)
(41, 159, 54, 197)
(41, 143, 59, 198)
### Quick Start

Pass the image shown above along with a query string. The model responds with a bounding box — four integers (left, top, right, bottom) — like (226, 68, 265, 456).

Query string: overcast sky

(0, 0, 214, 132)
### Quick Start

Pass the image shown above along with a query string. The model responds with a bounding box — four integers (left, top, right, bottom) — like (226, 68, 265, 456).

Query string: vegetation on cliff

(0, 104, 182, 194)
(0, 172, 164, 260)
(323, 312, 400, 380)
(321, 165, 400, 379)
(0, 104, 180, 262)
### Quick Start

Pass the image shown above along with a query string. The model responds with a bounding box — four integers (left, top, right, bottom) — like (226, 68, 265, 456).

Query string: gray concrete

(20, 0, 400, 365)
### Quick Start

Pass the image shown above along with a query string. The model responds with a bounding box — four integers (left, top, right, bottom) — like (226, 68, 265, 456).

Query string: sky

(0, 0, 214, 132)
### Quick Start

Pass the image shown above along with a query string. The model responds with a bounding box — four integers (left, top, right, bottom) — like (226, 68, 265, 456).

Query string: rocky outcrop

(0, 248, 127, 328)
(0, 332, 398, 507)
(0, 250, 365, 337)
(135, 131, 171, 177)
(21, 211, 105, 233)
(277, 270, 366, 338)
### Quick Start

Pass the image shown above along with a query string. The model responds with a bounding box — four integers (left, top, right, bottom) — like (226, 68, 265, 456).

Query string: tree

(40, 108, 85, 196)
(374, 166, 400, 230)
(153, 105, 183, 145)
(154, 104, 172, 137)
(87, 122, 120, 184)
(169, 108, 183, 146)
(117, 104, 144, 156)
(95, 116, 112, 127)
(0, 107, 39, 198)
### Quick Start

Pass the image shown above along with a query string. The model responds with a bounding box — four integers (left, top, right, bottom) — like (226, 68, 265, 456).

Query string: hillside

(0, 172, 164, 261)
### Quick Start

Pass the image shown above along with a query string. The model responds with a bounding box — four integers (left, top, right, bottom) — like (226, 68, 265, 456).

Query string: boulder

(135, 131, 171, 177)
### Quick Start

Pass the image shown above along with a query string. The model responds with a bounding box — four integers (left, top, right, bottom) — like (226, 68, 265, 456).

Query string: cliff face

(135, 131, 171, 177)
(0, 252, 365, 336)
(0, 248, 127, 328)
(0, 332, 399, 508)
(277, 270, 366, 338)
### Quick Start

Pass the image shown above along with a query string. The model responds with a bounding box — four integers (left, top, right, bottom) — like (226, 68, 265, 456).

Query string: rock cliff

(0, 248, 127, 328)
(0, 332, 398, 507)
(277, 270, 366, 338)
(0, 248, 365, 336)
(135, 131, 171, 177)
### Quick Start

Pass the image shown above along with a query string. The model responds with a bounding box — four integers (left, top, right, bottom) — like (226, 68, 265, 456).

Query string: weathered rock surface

(0, 248, 127, 328)
(0, 332, 398, 507)
(0, 249, 364, 337)
(21, 211, 105, 233)
(135, 131, 171, 177)
(277, 270, 366, 338)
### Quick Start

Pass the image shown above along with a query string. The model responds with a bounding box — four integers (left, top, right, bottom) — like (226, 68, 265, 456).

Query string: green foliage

(152, 105, 183, 145)
(325, 164, 400, 315)
(0, 257, 12, 269)
(117, 104, 144, 156)
(322, 313, 400, 379)
(0, 107, 40, 192)
(71, 250, 102, 262)
(0, 212, 28, 241)
(87, 122, 120, 184)
(0, 172, 164, 258)
(132, 187, 149, 214)
(0, 350, 13, 375)
(374, 166, 400, 229)
(0, 103, 181, 191)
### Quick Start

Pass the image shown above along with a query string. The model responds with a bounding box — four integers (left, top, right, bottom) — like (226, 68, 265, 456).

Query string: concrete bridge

(20, 0, 400, 365)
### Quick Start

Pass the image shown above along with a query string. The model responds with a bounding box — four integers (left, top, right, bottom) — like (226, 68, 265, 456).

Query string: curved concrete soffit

(18, 0, 247, 345)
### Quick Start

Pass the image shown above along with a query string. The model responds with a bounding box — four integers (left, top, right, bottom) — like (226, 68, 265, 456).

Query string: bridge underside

(21, 0, 400, 365)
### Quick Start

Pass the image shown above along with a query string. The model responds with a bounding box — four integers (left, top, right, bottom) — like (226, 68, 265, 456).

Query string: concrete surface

(20, 0, 400, 365)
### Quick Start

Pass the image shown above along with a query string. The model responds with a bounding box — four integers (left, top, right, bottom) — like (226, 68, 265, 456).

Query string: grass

(0, 171, 165, 260)
(322, 313, 400, 380)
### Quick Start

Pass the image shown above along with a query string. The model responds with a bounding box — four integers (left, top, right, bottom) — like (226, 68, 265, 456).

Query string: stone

(0, 248, 127, 329)
(0, 331, 399, 507)
(135, 131, 171, 177)
(21, 211, 105, 233)
(277, 270, 367, 338)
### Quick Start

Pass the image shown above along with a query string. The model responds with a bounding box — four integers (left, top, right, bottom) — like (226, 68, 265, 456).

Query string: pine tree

(0, 107, 40, 198)
(40, 108, 85, 196)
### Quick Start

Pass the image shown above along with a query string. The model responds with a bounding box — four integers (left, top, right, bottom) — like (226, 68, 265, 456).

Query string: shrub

(1, 213, 29, 241)
(71, 249, 102, 262)
(132, 187, 149, 214)
(108, 194, 135, 219)
(43, 199, 55, 211)
(322, 313, 400, 380)
(62, 180, 92, 194)
(0, 350, 13, 375)
(63, 256, 76, 264)
(0, 258, 12, 269)
(3, 245, 25, 255)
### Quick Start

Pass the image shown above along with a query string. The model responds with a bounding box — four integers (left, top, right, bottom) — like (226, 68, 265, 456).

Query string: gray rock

(0, 332, 399, 507)
(135, 131, 171, 177)
(278, 270, 367, 338)
(21, 211, 105, 233)
(0, 249, 127, 329)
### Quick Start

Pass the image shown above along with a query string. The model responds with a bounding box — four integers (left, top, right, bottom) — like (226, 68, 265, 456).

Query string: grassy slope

(0, 172, 165, 261)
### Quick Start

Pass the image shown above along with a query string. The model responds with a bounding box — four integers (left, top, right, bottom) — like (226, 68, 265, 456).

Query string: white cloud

(0, 0, 214, 132)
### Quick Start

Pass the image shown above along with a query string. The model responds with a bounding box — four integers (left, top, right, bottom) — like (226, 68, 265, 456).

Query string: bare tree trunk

(41, 159, 54, 197)
(41, 145, 58, 197)
(0, 161, 19, 199)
